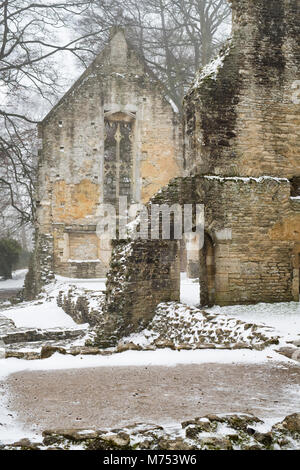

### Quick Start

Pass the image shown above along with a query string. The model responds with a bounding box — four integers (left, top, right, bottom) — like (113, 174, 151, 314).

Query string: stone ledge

(2, 413, 299, 450)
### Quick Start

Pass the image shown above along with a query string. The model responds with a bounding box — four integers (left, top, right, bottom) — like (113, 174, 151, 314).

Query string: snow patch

(0, 270, 27, 290)
(124, 301, 280, 350)
(1, 301, 77, 329)
(193, 42, 231, 87)
(1, 275, 106, 329)
(180, 273, 200, 306)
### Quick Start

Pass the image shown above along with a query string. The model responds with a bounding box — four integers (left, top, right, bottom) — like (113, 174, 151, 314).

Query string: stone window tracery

(104, 113, 134, 205)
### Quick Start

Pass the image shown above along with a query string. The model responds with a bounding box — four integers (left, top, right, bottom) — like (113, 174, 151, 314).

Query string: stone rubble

(121, 302, 281, 352)
(2, 413, 299, 450)
(56, 285, 105, 326)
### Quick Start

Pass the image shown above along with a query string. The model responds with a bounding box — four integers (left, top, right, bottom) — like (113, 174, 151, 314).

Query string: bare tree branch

(74, 0, 231, 111)
(0, 0, 104, 226)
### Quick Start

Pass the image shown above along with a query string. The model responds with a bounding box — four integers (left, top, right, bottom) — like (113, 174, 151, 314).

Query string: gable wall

(34, 31, 182, 281)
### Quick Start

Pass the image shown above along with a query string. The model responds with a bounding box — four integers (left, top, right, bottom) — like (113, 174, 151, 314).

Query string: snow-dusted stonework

(2, 413, 300, 450)
(101, 174, 300, 343)
(184, 0, 300, 179)
(123, 302, 280, 351)
(97, 0, 300, 341)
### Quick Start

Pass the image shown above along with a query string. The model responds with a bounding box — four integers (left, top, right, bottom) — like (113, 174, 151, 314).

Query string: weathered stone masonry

(184, 0, 300, 178)
(26, 28, 182, 297)
(100, 176, 299, 342)
(100, 0, 300, 340)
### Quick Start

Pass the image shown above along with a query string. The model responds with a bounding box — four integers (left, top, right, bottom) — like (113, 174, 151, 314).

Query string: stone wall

(201, 177, 297, 305)
(99, 175, 300, 343)
(184, 0, 300, 178)
(96, 237, 180, 347)
(23, 232, 55, 300)
(28, 0, 300, 337)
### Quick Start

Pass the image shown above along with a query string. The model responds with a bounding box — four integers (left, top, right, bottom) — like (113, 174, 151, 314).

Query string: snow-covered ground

(0, 269, 27, 290)
(1, 348, 293, 382)
(0, 384, 27, 444)
(0, 271, 299, 446)
(3, 301, 78, 329)
(1, 274, 106, 329)
(55, 275, 106, 292)
(207, 302, 300, 345)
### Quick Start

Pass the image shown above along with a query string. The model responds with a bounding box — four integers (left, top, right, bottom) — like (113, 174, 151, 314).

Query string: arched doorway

(199, 233, 216, 307)
(180, 232, 200, 306)
(179, 231, 216, 308)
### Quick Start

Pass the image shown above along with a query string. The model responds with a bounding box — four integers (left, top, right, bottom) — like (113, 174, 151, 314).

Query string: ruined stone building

(29, 29, 182, 294)
(28, 0, 300, 337)
(99, 0, 300, 340)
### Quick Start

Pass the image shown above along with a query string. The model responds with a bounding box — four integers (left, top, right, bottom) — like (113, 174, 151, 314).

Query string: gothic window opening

(104, 114, 134, 205)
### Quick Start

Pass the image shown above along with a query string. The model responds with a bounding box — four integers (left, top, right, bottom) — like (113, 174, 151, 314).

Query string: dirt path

(4, 361, 300, 434)
(0, 289, 21, 301)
